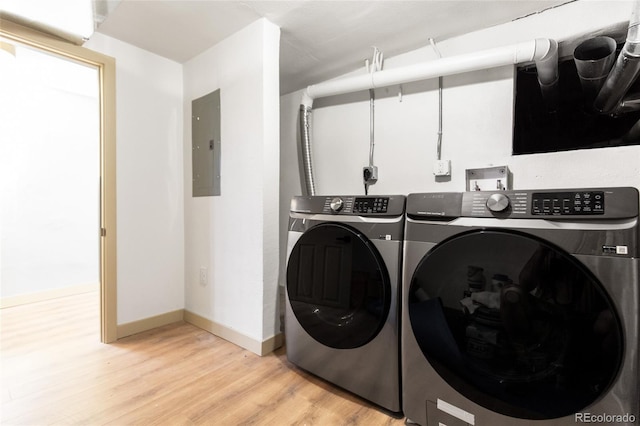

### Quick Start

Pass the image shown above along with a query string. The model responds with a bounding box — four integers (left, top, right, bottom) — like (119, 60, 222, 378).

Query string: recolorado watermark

(575, 412, 637, 423)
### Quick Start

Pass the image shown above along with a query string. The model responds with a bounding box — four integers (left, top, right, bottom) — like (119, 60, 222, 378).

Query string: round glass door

(408, 229, 623, 420)
(287, 223, 391, 349)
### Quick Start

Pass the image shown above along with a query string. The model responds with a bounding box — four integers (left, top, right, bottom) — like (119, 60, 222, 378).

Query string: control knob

(486, 193, 510, 212)
(330, 197, 344, 212)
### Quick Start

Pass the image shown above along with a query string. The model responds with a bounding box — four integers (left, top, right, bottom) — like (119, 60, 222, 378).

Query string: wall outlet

(363, 166, 378, 185)
(199, 267, 208, 286)
(433, 159, 451, 176)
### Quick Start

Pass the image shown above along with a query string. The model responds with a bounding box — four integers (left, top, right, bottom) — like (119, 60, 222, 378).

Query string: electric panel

(192, 89, 221, 197)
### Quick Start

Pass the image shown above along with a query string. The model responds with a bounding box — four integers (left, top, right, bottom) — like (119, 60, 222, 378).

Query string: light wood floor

(1, 292, 406, 425)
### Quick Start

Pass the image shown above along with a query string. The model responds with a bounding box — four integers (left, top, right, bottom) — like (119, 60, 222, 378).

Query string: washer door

(287, 223, 391, 350)
(408, 229, 623, 420)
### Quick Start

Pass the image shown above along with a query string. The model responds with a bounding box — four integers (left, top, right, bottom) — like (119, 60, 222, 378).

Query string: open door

(0, 20, 117, 343)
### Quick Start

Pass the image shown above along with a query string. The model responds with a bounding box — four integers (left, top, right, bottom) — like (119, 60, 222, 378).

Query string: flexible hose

(299, 105, 316, 196)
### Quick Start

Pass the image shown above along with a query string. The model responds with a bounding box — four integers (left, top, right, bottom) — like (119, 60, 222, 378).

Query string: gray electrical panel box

(192, 89, 221, 197)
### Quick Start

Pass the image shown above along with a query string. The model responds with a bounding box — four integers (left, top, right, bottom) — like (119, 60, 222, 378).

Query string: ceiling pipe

(298, 38, 557, 195)
(301, 38, 556, 108)
(593, 0, 640, 114)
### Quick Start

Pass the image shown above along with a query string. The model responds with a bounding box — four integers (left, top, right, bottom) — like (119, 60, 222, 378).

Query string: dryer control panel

(290, 195, 405, 217)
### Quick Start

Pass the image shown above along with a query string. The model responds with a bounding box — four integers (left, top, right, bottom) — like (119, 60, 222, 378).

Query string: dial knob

(486, 193, 510, 212)
(330, 197, 344, 212)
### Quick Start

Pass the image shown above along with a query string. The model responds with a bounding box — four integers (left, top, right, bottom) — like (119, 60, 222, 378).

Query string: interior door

(287, 223, 391, 349)
(408, 229, 623, 420)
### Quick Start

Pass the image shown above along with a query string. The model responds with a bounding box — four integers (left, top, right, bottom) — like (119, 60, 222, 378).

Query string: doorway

(0, 20, 116, 342)
(1, 42, 99, 304)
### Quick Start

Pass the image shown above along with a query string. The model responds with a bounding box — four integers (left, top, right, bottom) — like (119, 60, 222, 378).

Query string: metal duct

(574, 36, 617, 108)
(299, 105, 316, 196)
(298, 38, 557, 195)
(593, 0, 640, 114)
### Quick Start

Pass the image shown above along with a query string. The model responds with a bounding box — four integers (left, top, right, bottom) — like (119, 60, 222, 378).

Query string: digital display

(354, 197, 389, 213)
(532, 191, 604, 215)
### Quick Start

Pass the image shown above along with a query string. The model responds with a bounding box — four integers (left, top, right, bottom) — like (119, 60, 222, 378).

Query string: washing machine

(402, 187, 639, 425)
(285, 194, 405, 413)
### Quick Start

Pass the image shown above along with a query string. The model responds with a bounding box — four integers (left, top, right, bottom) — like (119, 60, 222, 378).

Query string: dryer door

(287, 223, 391, 349)
(408, 229, 623, 420)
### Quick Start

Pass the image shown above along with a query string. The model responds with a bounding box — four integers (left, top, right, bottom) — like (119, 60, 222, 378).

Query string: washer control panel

(412, 188, 637, 219)
(532, 191, 604, 216)
(463, 191, 607, 217)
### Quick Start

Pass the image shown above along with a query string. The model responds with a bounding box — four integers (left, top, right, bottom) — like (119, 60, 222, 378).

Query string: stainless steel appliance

(286, 195, 405, 413)
(402, 187, 639, 425)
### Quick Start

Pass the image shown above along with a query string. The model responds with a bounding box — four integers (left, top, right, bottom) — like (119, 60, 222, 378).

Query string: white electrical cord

(365, 47, 383, 195)
(429, 38, 444, 161)
(369, 47, 382, 169)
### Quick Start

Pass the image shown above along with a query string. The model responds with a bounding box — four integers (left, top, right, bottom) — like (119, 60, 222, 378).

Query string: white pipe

(298, 38, 556, 195)
(301, 38, 555, 108)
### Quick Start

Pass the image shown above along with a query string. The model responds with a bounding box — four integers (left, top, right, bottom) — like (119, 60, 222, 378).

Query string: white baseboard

(184, 310, 283, 356)
(2, 289, 285, 356)
(0, 283, 99, 309)
(117, 309, 185, 339)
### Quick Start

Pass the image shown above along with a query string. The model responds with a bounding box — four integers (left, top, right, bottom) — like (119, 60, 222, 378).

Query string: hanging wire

(365, 47, 383, 195)
(429, 38, 444, 161)
(369, 88, 375, 167)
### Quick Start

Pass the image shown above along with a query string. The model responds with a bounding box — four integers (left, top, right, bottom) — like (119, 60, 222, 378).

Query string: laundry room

(1, 0, 639, 424)
(280, 8, 640, 423)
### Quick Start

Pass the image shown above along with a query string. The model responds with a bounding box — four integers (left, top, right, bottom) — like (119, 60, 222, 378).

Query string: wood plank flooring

(1, 292, 406, 425)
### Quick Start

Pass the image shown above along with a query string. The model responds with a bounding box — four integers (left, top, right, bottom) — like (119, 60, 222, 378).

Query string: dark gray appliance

(402, 187, 639, 425)
(286, 195, 405, 413)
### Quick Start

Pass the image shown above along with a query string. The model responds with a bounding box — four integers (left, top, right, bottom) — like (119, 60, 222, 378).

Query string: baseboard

(0, 283, 98, 308)
(184, 310, 283, 356)
(117, 309, 184, 339)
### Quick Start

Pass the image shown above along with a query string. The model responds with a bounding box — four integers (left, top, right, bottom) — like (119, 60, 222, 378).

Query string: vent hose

(593, 0, 640, 114)
(573, 36, 617, 108)
(299, 105, 316, 196)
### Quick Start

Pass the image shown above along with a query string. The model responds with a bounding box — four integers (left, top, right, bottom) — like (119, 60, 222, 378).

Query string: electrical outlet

(199, 267, 208, 286)
(433, 160, 451, 177)
(363, 166, 378, 184)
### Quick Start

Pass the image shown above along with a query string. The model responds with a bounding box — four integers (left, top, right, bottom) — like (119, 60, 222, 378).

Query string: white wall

(84, 33, 185, 325)
(279, 0, 640, 282)
(183, 19, 281, 347)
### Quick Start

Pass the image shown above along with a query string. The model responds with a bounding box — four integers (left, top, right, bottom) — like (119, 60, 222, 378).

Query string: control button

(330, 197, 344, 212)
(486, 193, 510, 212)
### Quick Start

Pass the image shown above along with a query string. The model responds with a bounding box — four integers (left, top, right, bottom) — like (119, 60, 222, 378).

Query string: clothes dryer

(402, 187, 639, 425)
(286, 195, 405, 413)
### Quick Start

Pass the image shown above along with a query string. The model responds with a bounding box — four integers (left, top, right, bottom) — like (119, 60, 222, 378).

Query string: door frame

(0, 20, 117, 343)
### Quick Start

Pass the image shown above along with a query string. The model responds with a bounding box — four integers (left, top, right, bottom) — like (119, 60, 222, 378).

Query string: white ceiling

(95, 0, 573, 94)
